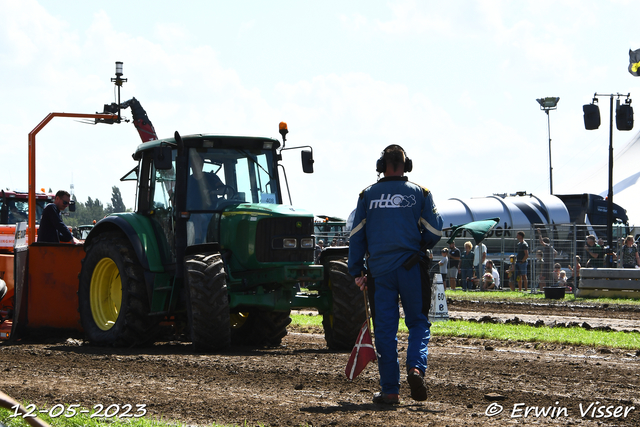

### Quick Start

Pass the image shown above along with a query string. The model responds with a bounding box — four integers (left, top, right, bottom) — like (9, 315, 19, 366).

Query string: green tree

(67, 197, 105, 227)
(85, 197, 105, 223)
(109, 186, 126, 214)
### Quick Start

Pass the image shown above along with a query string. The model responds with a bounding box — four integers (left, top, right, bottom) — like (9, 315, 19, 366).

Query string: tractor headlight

(282, 238, 297, 249)
(300, 238, 315, 249)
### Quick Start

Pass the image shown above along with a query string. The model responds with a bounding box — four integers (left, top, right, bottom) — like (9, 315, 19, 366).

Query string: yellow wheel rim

(230, 312, 249, 329)
(90, 258, 122, 331)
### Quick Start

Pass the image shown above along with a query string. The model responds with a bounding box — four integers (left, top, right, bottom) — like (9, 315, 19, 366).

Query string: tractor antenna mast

(111, 61, 127, 122)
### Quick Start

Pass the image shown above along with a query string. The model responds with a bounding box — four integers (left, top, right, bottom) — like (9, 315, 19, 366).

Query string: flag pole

(362, 272, 373, 339)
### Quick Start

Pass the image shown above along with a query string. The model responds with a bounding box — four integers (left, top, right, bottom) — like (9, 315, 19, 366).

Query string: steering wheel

(217, 185, 236, 199)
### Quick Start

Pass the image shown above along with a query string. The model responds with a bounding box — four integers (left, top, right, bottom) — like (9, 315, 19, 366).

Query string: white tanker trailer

(440, 193, 571, 241)
(346, 192, 629, 262)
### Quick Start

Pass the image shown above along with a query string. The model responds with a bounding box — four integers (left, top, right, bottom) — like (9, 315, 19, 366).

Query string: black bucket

(543, 287, 565, 300)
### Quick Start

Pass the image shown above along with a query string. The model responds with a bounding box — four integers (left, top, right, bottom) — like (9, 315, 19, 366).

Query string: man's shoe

(372, 392, 399, 405)
(407, 368, 428, 401)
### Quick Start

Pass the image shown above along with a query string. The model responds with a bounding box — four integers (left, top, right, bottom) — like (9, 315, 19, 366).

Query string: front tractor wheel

(78, 232, 159, 346)
(184, 252, 231, 351)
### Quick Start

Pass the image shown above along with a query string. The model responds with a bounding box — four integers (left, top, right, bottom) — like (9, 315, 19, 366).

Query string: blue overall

(348, 176, 443, 394)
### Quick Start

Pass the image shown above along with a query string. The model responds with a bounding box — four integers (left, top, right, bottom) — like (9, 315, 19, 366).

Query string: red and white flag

(345, 320, 376, 380)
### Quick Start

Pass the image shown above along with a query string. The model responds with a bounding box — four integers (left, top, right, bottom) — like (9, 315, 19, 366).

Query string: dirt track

(1, 301, 640, 426)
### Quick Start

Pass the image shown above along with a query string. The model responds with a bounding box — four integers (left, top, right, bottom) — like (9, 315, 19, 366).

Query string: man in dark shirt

(37, 190, 76, 243)
(516, 231, 529, 291)
(447, 241, 460, 290)
(536, 230, 557, 287)
(584, 235, 604, 267)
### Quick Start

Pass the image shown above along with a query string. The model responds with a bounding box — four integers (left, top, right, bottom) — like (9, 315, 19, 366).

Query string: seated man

(481, 272, 495, 290)
(482, 260, 500, 290)
(188, 171, 225, 210)
(187, 152, 233, 211)
(8, 204, 28, 224)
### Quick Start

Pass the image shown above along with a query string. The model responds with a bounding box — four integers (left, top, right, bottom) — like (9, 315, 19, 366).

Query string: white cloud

(155, 22, 189, 43)
(339, 13, 368, 31)
(375, 0, 453, 36)
(239, 19, 256, 34)
(0, 0, 80, 67)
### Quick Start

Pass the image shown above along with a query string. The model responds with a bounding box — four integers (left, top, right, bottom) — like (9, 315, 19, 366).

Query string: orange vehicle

(0, 189, 58, 251)
(0, 190, 62, 337)
(1, 63, 149, 341)
(1, 112, 117, 341)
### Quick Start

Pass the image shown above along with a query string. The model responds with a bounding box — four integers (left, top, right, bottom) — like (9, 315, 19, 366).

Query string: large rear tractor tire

(322, 260, 366, 350)
(78, 232, 160, 346)
(184, 252, 231, 351)
(230, 310, 291, 347)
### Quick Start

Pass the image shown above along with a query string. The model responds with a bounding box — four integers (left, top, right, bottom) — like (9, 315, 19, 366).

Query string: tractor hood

(218, 202, 316, 272)
(220, 203, 314, 219)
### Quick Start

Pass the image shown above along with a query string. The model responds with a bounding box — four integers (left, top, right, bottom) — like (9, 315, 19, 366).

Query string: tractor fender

(318, 246, 349, 266)
(85, 215, 166, 307)
(318, 246, 349, 286)
(85, 214, 163, 274)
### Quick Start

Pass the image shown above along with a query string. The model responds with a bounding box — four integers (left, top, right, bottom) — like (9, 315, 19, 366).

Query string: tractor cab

(136, 136, 283, 248)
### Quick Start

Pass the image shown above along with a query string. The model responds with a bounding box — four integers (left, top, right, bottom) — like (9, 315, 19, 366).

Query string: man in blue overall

(348, 145, 443, 404)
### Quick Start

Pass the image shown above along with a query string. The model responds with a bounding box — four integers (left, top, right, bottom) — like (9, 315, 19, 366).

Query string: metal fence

(433, 223, 631, 291)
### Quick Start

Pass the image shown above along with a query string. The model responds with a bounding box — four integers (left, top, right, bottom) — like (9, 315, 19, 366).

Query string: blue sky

(2, 0, 640, 221)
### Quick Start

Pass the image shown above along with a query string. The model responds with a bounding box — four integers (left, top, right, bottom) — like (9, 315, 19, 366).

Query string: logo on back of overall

(369, 194, 416, 209)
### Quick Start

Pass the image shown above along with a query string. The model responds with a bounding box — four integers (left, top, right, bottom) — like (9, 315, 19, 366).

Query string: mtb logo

(369, 194, 416, 209)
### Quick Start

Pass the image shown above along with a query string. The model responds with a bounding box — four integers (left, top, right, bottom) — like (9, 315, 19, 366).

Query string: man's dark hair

(56, 190, 70, 199)
(383, 145, 406, 172)
(517, 231, 525, 238)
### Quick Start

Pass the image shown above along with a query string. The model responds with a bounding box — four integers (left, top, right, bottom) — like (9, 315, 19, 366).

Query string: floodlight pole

(545, 109, 553, 194)
(607, 95, 614, 250)
(536, 97, 559, 195)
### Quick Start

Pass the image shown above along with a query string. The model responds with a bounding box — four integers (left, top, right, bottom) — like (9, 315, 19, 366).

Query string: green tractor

(78, 125, 365, 351)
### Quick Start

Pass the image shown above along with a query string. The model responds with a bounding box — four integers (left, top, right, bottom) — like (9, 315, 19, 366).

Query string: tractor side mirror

(154, 146, 173, 170)
(69, 200, 76, 213)
(301, 150, 314, 174)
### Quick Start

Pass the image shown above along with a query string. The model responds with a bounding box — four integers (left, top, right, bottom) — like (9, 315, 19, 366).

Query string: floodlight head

(537, 97, 560, 110)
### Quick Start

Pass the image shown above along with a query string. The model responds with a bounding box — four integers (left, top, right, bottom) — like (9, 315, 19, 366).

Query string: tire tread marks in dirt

(231, 310, 291, 347)
(322, 260, 366, 350)
(78, 232, 160, 347)
(185, 252, 231, 351)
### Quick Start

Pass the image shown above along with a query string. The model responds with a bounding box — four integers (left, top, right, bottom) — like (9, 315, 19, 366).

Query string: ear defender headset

(375, 144, 413, 173)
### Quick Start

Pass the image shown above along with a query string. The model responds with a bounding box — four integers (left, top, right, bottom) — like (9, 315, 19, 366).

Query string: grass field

(444, 289, 640, 305)
(292, 314, 640, 349)
(292, 290, 640, 349)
